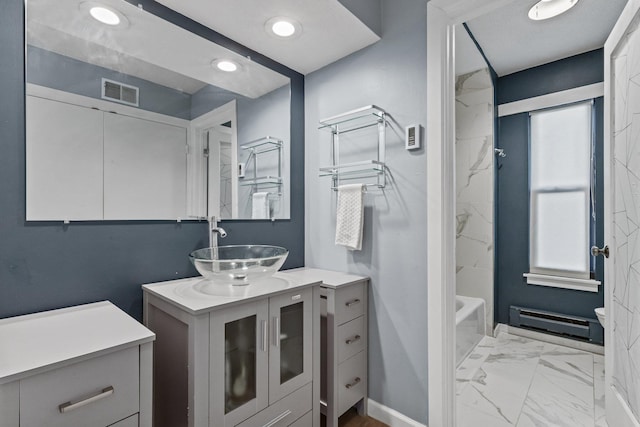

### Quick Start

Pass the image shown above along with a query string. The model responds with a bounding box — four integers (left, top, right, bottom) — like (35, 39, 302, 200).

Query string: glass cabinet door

(268, 288, 313, 404)
(210, 301, 269, 426)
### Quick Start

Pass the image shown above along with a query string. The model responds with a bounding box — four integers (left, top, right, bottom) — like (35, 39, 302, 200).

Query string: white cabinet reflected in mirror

(25, 0, 291, 221)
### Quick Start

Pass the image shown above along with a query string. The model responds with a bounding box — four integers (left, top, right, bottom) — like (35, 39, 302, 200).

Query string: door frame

(604, 0, 640, 425)
(427, 2, 507, 425)
(188, 100, 238, 219)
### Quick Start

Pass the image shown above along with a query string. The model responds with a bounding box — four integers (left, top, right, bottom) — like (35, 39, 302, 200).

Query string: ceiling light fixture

(265, 17, 302, 39)
(528, 0, 579, 21)
(212, 59, 239, 72)
(89, 6, 120, 25)
(80, 2, 129, 28)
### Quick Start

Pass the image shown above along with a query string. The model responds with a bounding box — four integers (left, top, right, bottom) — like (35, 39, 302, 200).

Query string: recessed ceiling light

(80, 2, 129, 28)
(272, 20, 295, 37)
(89, 6, 120, 25)
(265, 17, 302, 39)
(212, 59, 239, 72)
(528, 0, 579, 21)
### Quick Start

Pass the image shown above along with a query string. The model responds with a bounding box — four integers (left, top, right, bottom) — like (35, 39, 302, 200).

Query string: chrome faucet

(209, 216, 227, 248)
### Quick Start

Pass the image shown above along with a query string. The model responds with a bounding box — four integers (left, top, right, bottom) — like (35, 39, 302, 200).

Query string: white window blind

(529, 101, 592, 279)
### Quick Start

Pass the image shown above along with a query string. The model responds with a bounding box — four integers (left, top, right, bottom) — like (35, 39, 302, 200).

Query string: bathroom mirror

(25, 0, 291, 221)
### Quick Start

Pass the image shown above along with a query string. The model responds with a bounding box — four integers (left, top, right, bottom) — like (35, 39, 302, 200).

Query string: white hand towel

(335, 184, 365, 250)
(252, 192, 270, 219)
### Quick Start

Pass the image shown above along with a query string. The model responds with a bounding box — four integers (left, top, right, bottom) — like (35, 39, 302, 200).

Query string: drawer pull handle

(345, 377, 361, 389)
(262, 409, 292, 427)
(58, 386, 114, 413)
(346, 335, 362, 345)
(345, 299, 361, 307)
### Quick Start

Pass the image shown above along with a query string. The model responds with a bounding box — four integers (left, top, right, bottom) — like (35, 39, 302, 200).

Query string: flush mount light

(90, 6, 120, 25)
(265, 17, 302, 39)
(528, 0, 579, 21)
(212, 59, 239, 72)
(80, 2, 129, 28)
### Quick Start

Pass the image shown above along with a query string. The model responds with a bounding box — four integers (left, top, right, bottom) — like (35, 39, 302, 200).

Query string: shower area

(454, 61, 494, 366)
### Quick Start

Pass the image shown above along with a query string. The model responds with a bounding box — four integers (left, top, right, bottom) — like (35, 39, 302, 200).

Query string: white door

(605, 0, 640, 425)
(205, 126, 235, 220)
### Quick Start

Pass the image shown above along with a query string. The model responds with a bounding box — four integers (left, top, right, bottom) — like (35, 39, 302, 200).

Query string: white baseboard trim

(493, 323, 604, 355)
(367, 399, 427, 427)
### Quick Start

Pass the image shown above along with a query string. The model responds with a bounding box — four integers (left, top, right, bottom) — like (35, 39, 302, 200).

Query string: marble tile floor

(457, 332, 607, 427)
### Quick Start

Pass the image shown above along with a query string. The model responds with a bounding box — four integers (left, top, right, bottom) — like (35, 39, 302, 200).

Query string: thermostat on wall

(405, 124, 422, 150)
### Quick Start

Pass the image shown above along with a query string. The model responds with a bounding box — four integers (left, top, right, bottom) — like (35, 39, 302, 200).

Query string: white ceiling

(27, 0, 290, 97)
(154, 0, 381, 75)
(462, 0, 628, 76)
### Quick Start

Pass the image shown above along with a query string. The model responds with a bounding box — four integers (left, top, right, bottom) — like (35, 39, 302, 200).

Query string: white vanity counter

(280, 267, 368, 289)
(141, 273, 321, 315)
(0, 301, 154, 385)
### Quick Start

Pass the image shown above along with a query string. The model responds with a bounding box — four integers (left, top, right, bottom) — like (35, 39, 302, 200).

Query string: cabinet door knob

(345, 377, 361, 389)
(58, 386, 114, 413)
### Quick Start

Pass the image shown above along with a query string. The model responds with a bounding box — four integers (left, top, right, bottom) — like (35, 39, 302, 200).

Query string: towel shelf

(318, 106, 388, 190)
(240, 136, 283, 193)
(239, 176, 283, 187)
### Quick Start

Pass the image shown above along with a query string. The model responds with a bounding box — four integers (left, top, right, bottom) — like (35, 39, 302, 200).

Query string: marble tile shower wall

(455, 68, 495, 334)
(612, 23, 640, 419)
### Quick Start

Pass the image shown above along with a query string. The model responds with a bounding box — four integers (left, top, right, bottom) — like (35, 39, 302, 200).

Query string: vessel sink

(189, 245, 288, 285)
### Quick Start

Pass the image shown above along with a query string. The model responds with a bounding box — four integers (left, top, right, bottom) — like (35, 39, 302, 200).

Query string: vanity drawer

(337, 351, 366, 417)
(20, 347, 139, 427)
(288, 410, 312, 426)
(337, 316, 365, 364)
(236, 383, 311, 427)
(335, 282, 365, 325)
(109, 413, 139, 427)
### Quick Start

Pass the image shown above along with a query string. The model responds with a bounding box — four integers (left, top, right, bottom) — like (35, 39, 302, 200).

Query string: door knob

(591, 245, 609, 258)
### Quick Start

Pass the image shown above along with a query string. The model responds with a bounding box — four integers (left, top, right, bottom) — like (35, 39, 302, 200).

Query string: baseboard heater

(509, 306, 603, 345)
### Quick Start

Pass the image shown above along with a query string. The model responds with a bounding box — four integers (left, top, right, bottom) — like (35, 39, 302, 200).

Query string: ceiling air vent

(101, 78, 139, 107)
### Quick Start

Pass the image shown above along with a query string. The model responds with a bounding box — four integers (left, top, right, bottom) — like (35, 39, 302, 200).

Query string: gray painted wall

(27, 46, 192, 119)
(304, 0, 428, 422)
(495, 51, 605, 326)
(1, 0, 305, 322)
(237, 85, 291, 219)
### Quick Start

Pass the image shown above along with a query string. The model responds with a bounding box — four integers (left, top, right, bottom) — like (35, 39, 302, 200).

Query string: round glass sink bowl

(189, 245, 288, 285)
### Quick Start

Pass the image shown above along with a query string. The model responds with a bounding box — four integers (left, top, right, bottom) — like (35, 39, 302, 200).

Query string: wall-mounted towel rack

(239, 136, 283, 190)
(318, 105, 388, 191)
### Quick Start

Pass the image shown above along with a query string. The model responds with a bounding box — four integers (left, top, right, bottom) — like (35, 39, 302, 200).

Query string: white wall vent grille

(101, 78, 139, 107)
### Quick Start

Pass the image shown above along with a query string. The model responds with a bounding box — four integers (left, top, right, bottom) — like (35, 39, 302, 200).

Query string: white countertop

(142, 273, 322, 315)
(0, 301, 155, 385)
(281, 267, 368, 289)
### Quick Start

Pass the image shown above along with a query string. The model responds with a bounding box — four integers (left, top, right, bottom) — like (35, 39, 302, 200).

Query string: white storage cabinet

(0, 301, 155, 427)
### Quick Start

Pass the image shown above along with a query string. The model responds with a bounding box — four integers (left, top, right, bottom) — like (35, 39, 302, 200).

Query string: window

(525, 100, 599, 291)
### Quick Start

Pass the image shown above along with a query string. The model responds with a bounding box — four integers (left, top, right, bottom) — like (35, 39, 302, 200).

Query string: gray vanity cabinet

(209, 288, 313, 426)
(281, 268, 369, 427)
(143, 277, 320, 427)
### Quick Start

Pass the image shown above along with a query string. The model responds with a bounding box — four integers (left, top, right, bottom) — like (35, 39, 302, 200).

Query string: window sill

(523, 273, 601, 293)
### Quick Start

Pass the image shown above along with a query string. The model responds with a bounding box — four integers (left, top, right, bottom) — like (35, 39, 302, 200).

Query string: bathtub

(456, 295, 486, 367)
